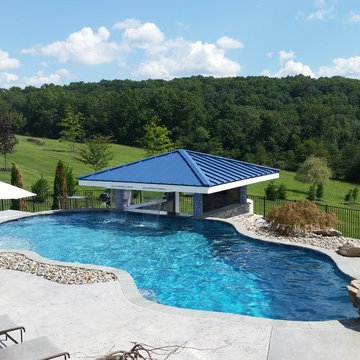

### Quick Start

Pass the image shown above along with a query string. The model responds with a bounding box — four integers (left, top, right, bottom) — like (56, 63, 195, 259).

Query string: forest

(1, 74, 360, 183)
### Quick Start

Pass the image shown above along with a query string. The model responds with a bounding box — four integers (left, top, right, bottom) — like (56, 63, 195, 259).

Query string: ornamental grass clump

(266, 200, 339, 236)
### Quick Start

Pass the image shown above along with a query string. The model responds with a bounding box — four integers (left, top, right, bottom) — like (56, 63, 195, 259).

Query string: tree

(31, 175, 50, 203)
(78, 135, 113, 171)
(352, 187, 359, 203)
(345, 190, 352, 204)
(316, 183, 324, 201)
(0, 117, 17, 170)
(265, 181, 278, 200)
(295, 156, 331, 185)
(59, 111, 85, 151)
(52, 160, 67, 209)
(344, 189, 353, 204)
(139, 118, 175, 156)
(277, 183, 287, 200)
(10, 162, 27, 211)
(307, 184, 316, 201)
(65, 166, 77, 196)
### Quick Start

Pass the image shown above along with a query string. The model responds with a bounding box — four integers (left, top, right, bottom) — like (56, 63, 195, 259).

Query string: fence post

(325, 204, 328, 213)
(32, 200, 35, 213)
(263, 196, 266, 218)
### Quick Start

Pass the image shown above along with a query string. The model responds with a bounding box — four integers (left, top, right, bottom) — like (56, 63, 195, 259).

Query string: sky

(1, 0, 360, 88)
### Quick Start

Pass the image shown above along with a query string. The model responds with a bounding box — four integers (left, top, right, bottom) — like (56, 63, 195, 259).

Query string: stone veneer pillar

(239, 186, 247, 204)
(193, 193, 203, 217)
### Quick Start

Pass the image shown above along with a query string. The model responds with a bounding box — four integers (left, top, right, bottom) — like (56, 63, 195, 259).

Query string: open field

(0, 135, 146, 190)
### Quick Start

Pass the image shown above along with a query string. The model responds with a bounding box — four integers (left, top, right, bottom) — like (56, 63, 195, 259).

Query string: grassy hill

(0, 135, 146, 190)
(0, 135, 358, 209)
(248, 170, 360, 209)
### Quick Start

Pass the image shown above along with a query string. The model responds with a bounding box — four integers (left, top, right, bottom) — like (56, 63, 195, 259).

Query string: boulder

(337, 242, 360, 257)
(312, 228, 342, 237)
(348, 280, 360, 311)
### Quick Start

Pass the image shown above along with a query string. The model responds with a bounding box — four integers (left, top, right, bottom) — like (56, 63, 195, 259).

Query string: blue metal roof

(78, 149, 279, 187)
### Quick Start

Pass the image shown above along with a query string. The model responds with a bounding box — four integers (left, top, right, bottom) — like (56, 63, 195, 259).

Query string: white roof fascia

(207, 173, 279, 194)
(78, 180, 210, 194)
(79, 172, 279, 194)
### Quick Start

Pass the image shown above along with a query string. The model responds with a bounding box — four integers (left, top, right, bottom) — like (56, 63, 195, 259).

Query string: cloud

(279, 50, 295, 64)
(22, 19, 243, 80)
(122, 22, 165, 50)
(135, 38, 241, 79)
(0, 50, 20, 69)
(307, 6, 335, 21)
(29, 27, 119, 65)
(216, 36, 244, 49)
(346, 12, 360, 24)
(115, 19, 242, 79)
(24, 69, 70, 86)
(0, 72, 18, 88)
(113, 19, 141, 30)
(262, 51, 315, 78)
(318, 56, 360, 78)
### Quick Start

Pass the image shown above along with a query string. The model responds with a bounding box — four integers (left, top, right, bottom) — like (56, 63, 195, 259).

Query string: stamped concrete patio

(0, 210, 360, 359)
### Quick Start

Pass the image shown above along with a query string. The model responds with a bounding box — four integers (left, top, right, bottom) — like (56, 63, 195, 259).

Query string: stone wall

(203, 199, 253, 218)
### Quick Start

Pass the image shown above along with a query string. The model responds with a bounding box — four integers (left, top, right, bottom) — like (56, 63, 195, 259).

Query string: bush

(31, 175, 50, 203)
(277, 183, 287, 200)
(265, 181, 278, 200)
(316, 183, 324, 201)
(65, 166, 77, 196)
(352, 187, 359, 203)
(266, 200, 339, 236)
(10, 162, 27, 211)
(307, 184, 316, 201)
(52, 160, 67, 210)
(345, 190, 352, 204)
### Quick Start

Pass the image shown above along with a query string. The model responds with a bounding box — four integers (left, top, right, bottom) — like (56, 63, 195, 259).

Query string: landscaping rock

(312, 228, 342, 237)
(0, 252, 117, 284)
(230, 214, 360, 251)
(347, 279, 360, 311)
(337, 242, 360, 257)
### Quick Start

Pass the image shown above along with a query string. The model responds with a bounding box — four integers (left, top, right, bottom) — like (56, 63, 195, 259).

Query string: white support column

(175, 192, 180, 215)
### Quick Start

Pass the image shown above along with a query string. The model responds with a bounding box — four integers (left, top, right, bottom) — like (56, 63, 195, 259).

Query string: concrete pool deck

(0, 210, 360, 359)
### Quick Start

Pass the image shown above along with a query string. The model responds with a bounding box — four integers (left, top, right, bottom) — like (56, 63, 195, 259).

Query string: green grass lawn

(248, 170, 360, 209)
(0, 135, 146, 190)
(1, 135, 359, 210)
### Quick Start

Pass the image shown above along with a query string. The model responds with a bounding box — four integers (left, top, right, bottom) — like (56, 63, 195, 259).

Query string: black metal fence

(0, 190, 194, 215)
(0, 190, 106, 213)
(248, 195, 360, 239)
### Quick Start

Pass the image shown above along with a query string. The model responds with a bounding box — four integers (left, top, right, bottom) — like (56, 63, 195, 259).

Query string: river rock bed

(0, 252, 117, 284)
(232, 214, 360, 251)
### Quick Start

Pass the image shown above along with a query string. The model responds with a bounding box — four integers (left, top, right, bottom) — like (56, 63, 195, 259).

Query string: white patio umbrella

(0, 181, 36, 199)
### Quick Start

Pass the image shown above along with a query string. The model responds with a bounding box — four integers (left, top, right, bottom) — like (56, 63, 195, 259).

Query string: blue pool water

(0, 212, 357, 321)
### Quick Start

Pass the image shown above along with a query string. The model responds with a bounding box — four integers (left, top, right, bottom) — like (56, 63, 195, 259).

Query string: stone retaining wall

(203, 200, 253, 218)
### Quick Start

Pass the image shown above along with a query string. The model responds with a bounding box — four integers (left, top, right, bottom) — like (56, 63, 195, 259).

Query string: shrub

(31, 175, 50, 203)
(10, 162, 27, 211)
(352, 187, 359, 203)
(265, 181, 278, 200)
(266, 200, 339, 236)
(307, 184, 316, 201)
(345, 190, 353, 204)
(52, 160, 67, 210)
(277, 183, 287, 200)
(65, 166, 77, 196)
(316, 183, 324, 201)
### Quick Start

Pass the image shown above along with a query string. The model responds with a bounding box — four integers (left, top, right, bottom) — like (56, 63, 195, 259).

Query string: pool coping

(0, 209, 359, 331)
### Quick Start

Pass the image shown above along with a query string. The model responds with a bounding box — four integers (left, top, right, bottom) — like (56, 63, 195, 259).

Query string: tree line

(2, 75, 360, 182)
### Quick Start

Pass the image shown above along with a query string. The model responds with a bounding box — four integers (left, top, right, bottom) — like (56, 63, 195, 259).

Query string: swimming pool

(0, 211, 356, 321)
